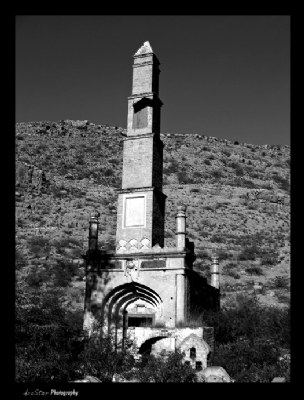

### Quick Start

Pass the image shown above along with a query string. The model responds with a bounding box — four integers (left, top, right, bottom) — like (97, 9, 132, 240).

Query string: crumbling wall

(16, 161, 49, 191)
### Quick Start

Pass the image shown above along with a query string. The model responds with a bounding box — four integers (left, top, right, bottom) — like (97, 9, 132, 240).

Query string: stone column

(89, 211, 100, 251)
(176, 274, 186, 325)
(175, 205, 187, 250)
(210, 255, 220, 289)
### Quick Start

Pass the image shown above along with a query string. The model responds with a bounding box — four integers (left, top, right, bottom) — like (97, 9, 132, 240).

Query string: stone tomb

(83, 41, 220, 366)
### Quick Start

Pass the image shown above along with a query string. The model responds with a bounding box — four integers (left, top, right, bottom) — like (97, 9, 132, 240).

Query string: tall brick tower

(116, 41, 166, 252)
(83, 42, 219, 357)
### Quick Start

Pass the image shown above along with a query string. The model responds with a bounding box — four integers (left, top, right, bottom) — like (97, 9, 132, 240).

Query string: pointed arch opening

(100, 282, 163, 345)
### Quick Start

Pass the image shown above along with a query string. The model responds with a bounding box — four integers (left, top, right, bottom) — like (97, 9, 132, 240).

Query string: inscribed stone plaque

(141, 260, 166, 269)
(125, 196, 145, 227)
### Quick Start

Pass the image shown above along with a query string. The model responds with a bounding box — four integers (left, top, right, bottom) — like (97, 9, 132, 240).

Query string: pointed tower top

(134, 41, 153, 56)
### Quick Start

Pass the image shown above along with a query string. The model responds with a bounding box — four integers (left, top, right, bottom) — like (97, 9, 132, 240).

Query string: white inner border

(123, 193, 146, 228)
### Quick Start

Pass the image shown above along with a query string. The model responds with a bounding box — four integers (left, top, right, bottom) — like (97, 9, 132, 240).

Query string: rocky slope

(15, 120, 290, 311)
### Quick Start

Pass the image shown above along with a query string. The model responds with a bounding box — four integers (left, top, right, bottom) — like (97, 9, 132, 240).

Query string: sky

(16, 15, 290, 145)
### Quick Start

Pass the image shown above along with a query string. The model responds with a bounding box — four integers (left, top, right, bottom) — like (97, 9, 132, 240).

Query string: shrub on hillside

(229, 161, 244, 176)
(217, 249, 230, 260)
(210, 233, 226, 243)
(163, 159, 179, 174)
(78, 330, 135, 382)
(27, 236, 51, 257)
(128, 351, 197, 383)
(240, 179, 259, 189)
(177, 170, 195, 184)
(269, 276, 289, 290)
(16, 284, 84, 383)
(245, 266, 264, 276)
(272, 174, 290, 192)
(204, 294, 290, 382)
(210, 169, 224, 179)
(222, 150, 231, 157)
(104, 167, 114, 177)
(193, 171, 203, 180)
(222, 262, 240, 278)
(239, 245, 261, 261)
(260, 252, 279, 266)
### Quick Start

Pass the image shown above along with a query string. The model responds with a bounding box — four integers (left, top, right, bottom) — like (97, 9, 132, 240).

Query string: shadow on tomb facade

(83, 41, 220, 369)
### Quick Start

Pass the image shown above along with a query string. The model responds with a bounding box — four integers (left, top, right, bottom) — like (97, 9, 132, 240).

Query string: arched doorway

(100, 282, 163, 347)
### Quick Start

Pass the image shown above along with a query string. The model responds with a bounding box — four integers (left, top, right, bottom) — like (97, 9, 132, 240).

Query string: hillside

(15, 120, 290, 311)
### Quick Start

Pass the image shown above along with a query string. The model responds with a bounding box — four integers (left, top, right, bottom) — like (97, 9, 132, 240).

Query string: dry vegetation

(16, 120, 290, 311)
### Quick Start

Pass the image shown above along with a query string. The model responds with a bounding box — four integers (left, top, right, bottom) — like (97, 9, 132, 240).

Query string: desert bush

(27, 236, 51, 256)
(204, 159, 211, 165)
(163, 159, 179, 174)
(193, 171, 202, 179)
(272, 174, 290, 192)
(229, 161, 244, 176)
(222, 262, 240, 278)
(177, 170, 195, 184)
(210, 233, 226, 243)
(196, 250, 209, 259)
(16, 249, 26, 270)
(198, 230, 209, 238)
(222, 150, 231, 157)
(239, 244, 261, 261)
(16, 283, 84, 383)
(203, 294, 290, 381)
(260, 248, 279, 266)
(240, 178, 258, 188)
(245, 266, 264, 276)
(104, 167, 114, 177)
(269, 276, 289, 290)
(210, 169, 223, 179)
(213, 339, 282, 382)
(130, 351, 197, 383)
(217, 249, 230, 260)
(78, 331, 135, 382)
(203, 205, 214, 211)
(225, 269, 240, 279)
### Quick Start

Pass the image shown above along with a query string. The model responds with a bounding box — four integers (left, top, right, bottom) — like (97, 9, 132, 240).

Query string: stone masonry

(83, 42, 220, 367)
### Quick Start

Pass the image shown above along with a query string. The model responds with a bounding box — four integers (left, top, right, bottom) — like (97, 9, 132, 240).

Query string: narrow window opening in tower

(190, 347, 196, 359)
(196, 361, 202, 371)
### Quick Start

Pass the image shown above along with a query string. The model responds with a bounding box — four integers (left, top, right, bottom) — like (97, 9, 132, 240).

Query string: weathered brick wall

(122, 136, 154, 189)
(87, 267, 179, 328)
(179, 334, 210, 370)
(132, 53, 160, 96)
(16, 161, 49, 190)
(132, 62, 154, 94)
